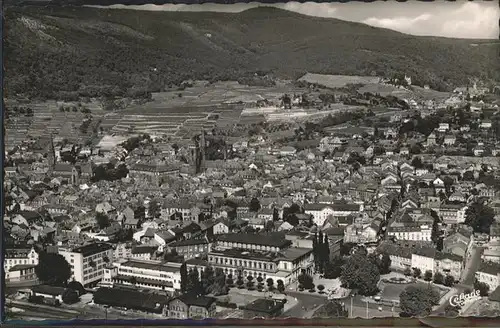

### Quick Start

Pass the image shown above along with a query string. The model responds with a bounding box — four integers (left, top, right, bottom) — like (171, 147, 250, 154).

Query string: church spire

(48, 133, 55, 169)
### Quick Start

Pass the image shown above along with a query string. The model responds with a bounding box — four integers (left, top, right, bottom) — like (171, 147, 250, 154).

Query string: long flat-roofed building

(214, 233, 292, 252)
(101, 259, 182, 294)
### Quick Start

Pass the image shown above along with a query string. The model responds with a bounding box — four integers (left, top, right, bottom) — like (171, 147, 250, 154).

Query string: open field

(298, 73, 381, 89)
(357, 83, 410, 97)
(357, 83, 452, 101)
(122, 82, 306, 114)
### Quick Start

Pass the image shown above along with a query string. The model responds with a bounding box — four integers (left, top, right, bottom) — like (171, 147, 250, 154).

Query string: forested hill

(5, 5, 500, 99)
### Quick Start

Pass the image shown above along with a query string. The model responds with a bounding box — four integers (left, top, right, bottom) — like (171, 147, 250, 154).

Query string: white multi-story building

(411, 250, 435, 274)
(304, 203, 362, 226)
(475, 261, 500, 293)
(101, 259, 182, 294)
(377, 242, 412, 271)
(411, 247, 463, 280)
(59, 242, 114, 287)
(190, 233, 314, 286)
(438, 204, 468, 225)
(4, 247, 39, 272)
(387, 222, 432, 242)
(203, 246, 313, 287)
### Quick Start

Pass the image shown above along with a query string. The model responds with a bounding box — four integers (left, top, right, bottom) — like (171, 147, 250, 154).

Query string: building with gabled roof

(167, 294, 216, 319)
(476, 261, 500, 293)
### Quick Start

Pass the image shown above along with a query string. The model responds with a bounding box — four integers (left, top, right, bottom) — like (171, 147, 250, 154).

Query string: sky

(103, 1, 499, 39)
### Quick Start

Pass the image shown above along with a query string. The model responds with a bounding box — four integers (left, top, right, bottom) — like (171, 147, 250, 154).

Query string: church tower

(200, 130, 206, 170)
(47, 133, 56, 171)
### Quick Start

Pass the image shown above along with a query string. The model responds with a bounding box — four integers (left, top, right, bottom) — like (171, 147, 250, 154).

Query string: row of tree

(180, 264, 228, 297)
(313, 231, 330, 274)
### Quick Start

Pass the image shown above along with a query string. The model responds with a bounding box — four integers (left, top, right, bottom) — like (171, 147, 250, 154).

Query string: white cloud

(278, 2, 338, 18)
(103, 1, 499, 39)
(440, 2, 499, 39)
(361, 2, 498, 39)
(363, 14, 432, 32)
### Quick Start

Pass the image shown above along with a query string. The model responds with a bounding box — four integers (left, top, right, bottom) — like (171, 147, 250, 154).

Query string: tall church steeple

(47, 133, 55, 170)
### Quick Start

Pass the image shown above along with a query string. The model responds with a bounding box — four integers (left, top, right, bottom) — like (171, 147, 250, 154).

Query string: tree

(443, 176, 455, 194)
(206, 268, 228, 296)
(317, 284, 325, 294)
(273, 208, 279, 221)
(134, 205, 146, 222)
(264, 220, 275, 232)
(340, 254, 380, 296)
(226, 274, 234, 287)
(431, 214, 441, 247)
(444, 304, 460, 317)
(324, 257, 343, 279)
(424, 270, 433, 282)
(465, 201, 495, 233)
(313, 232, 321, 272)
(236, 274, 244, 287)
(201, 266, 216, 295)
(96, 212, 110, 230)
(62, 289, 79, 304)
(277, 279, 285, 293)
(67, 280, 85, 296)
(256, 276, 264, 290)
(412, 268, 422, 279)
(444, 275, 455, 287)
(312, 300, 348, 318)
(369, 253, 391, 275)
(463, 171, 475, 181)
(35, 252, 71, 286)
(433, 272, 444, 285)
(180, 263, 188, 293)
(321, 233, 330, 272)
(113, 228, 133, 242)
(187, 268, 202, 295)
(404, 267, 412, 277)
(399, 285, 440, 317)
(266, 278, 274, 291)
(474, 279, 490, 296)
(148, 200, 161, 218)
(380, 253, 392, 274)
(246, 275, 254, 288)
(249, 198, 261, 212)
(298, 272, 314, 290)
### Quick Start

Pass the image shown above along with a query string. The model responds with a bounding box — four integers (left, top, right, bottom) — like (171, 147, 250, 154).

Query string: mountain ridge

(4, 5, 499, 99)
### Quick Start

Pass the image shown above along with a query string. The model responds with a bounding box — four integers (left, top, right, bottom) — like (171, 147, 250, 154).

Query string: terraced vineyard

(4, 99, 106, 148)
(110, 106, 244, 138)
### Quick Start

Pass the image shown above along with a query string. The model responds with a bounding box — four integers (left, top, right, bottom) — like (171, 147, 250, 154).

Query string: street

(280, 291, 325, 318)
(461, 246, 484, 286)
(432, 246, 484, 315)
(281, 291, 400, 318)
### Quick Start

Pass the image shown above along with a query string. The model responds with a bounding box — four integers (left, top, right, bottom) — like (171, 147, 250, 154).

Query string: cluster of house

(4, 95, 500, 316)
